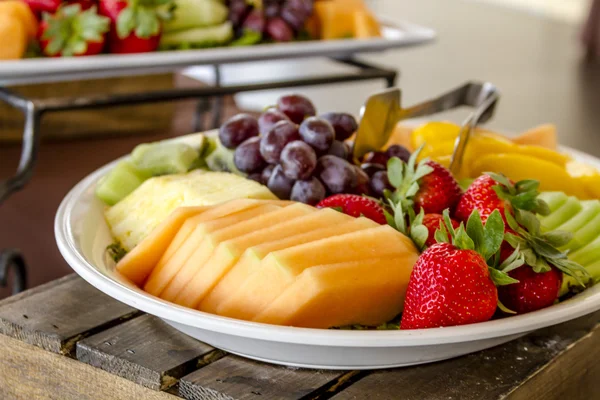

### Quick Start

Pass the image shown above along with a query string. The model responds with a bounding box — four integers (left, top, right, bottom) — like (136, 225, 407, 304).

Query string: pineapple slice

(105, 170, 277, 251)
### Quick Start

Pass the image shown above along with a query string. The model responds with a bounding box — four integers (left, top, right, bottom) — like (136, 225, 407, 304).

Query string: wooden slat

(179, 356, 353, 400)
(331, 311, 600, 400)
(0, 275, 138, 355)
(0, 333, 178, 400)
(77, 314, 218, 391)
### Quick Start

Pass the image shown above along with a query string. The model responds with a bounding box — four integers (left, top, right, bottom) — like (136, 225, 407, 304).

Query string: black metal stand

(0, 57, 397, 294)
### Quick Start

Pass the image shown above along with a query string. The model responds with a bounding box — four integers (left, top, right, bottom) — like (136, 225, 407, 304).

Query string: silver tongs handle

(353, 81, 500, 175)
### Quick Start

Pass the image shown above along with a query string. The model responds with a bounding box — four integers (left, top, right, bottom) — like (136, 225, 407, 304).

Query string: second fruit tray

(0, 21, 435, 85)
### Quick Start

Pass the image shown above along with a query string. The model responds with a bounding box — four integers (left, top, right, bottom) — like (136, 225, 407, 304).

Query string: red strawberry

(454, 173, 549, 225)
(421, 213, 459, 248)
(38, 4, 109, 57)
(68, 0, 95, 10)
(23, 0, 62, 17)
(413, 161, 462, 214)
(498, 266, 562, 314)
(496, 209, 590, 314)
(386, 150, 462, 215)
(316, 194, 386, 225)
(99, 0, 173, 54)
(400, 242, 498, 329)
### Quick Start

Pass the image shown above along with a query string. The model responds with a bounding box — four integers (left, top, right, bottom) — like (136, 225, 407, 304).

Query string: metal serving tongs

(352, 81, 500, 175)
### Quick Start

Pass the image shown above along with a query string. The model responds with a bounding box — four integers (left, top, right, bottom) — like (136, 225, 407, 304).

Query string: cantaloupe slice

(161, 203, 316, 302)
(144, 204, 281, 296)
(116, 206, 207, 286)
(200, 217, 377, 314)
(158, 199, 292, 269)
(175, 208, 350, 308)
(253, 256, 417, 328)
(353, 10, 381, 39)
(216, 225, 417, 321)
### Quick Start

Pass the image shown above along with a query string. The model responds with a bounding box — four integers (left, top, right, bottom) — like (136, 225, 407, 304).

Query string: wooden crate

(0, 74, 176, 142)
(0, 274, 599, 400)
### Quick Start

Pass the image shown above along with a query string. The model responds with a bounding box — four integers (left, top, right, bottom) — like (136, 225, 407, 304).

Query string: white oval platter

(55, 134, 600, 370)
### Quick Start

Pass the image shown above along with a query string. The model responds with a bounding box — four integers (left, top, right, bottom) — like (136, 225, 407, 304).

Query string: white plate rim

(55, 141, 600, 349)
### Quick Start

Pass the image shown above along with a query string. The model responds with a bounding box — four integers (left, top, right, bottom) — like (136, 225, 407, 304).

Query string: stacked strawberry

(25, 0, 174, 57)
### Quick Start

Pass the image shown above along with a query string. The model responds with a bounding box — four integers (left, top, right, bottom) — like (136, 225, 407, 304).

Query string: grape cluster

(219, 93, 413, 205)
(228, 0, 314, 42)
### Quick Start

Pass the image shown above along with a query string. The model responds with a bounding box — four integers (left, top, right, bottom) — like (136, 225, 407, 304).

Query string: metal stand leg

(211, 64, 223, 130)
(0, 249, 28, 295)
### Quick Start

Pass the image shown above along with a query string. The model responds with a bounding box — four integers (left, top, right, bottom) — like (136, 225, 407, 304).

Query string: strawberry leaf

(515, 179, 539, 192)
(393, 201, 406, 234)
(482, 210, 505, 260)
(410, 225, 429, 251)
(383, 209, 396, 229)
(489, 267, 520, 286)
(387, 157, 404, 188)
(135, 7, 160, 38)
(487, 172, 515, 194)
(552, 259, 590, 286)
(499, 246, 525, 273)
(505, 211, 522, 232)
(533, 257, 552, 273)
(434, 224, 450, 244)
(534, 199, 551, 216)
(453, 225, 475, 251)
(541, 230, 573, 248)
(466, 209, 484, 254)
(442, 209, 457, 240)
(117, 7, 137, 38)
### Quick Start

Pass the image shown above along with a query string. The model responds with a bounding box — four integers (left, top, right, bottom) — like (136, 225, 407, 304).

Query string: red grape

(327, 140, 348, 159)
(219, 113, 259, 149)
(276, 94, 316, 124)
(361, 163, 385, 177)
(353, 165, 371, 196)
(281, 0, 313, 31)
(258, 108, 290, 135)
(319, 112, 358, 141)
(267, 165, 295, 199)
(234, 137, 267, 173)
(243, 9, 266, 33)
(280, 140, 317, 180)
(260, 120, 300, 164)
(261, 164, 276, 185)
(291, 177, 326, 205)
(266, 17, 294, 42)
(370, 170, 393, 197)
(363, 151, 389, 166)
(385, 145, 411, 163)
(314, 155, 358, 194)
(299, 117, 335, 153)
(229, 0, 251, 28)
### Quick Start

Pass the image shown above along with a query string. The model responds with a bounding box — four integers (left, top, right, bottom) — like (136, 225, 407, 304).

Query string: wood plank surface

(0, 333, 178, 400)
(330, 311, 600, 400)
(179, 356, 354, 400)
(0, 275, 138, 355)
(77, 314, 217, 391)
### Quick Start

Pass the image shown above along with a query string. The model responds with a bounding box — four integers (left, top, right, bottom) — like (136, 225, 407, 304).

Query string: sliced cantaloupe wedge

(157, 199, 291, 270)
(200, 216, 378, 314)
(144, 203, 281, 296)
(116, 206, 207, 286)
(253, 256, 417, 328)
(353, 9, 381, 39)
(175, 208, 351, 308)
(216, 225, 418, 321)
(162, 203, 316, 303)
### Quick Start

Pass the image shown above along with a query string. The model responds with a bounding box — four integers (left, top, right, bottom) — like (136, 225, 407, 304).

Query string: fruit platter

(56, 89, 600, 369)
(0, 0, 435, 83)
